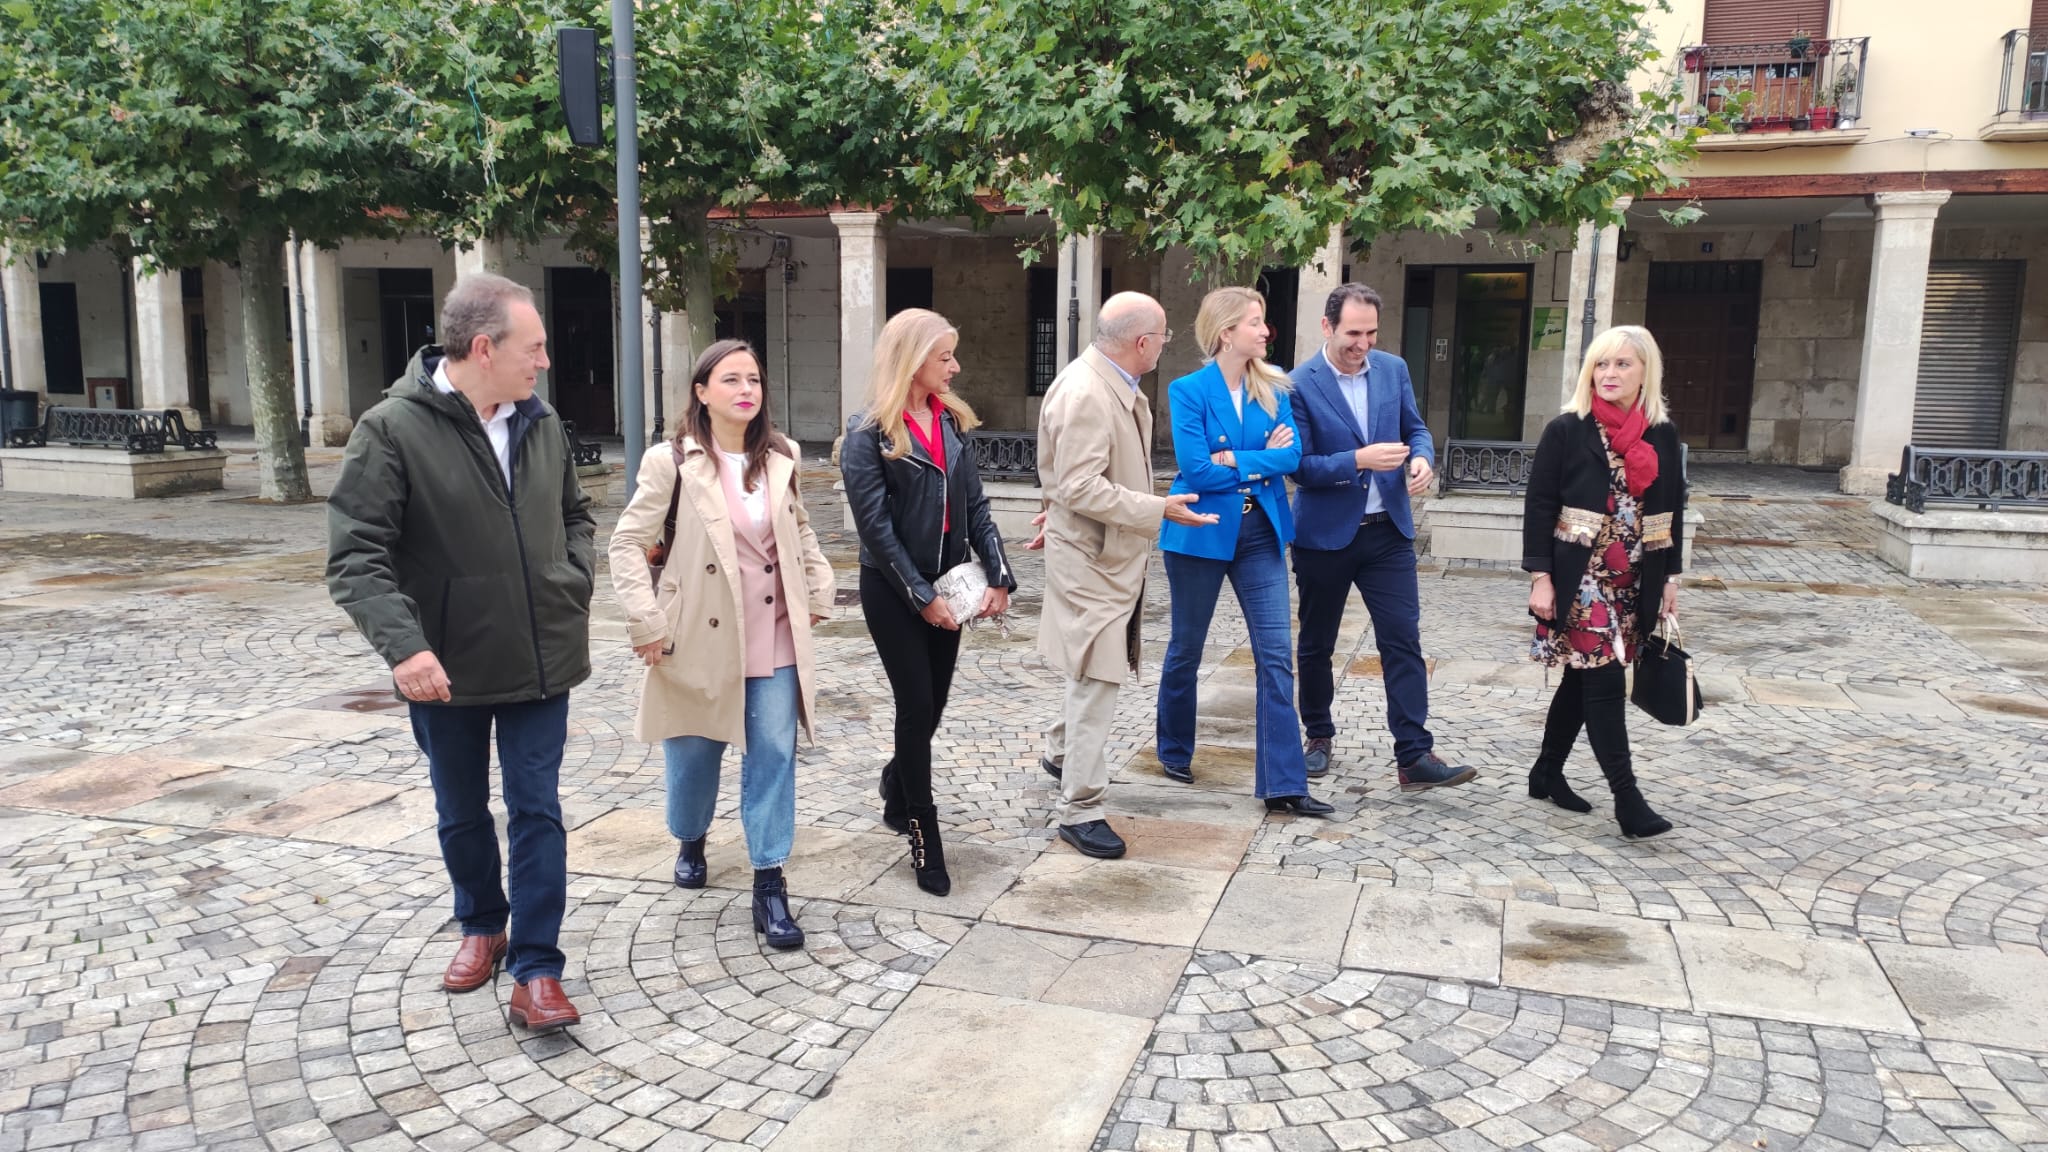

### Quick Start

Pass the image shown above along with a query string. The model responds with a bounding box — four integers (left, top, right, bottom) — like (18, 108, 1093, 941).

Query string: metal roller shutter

(1703, 0, 1830, 42)
(1911, 261, 2023, 449)
(2035, 0, 2048, 35)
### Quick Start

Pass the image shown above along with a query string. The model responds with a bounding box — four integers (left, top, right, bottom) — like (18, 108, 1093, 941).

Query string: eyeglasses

(1142, 329, 1174, 345)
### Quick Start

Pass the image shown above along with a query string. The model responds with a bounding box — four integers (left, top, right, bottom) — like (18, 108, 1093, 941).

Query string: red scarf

(1592, 397, 1658, 499)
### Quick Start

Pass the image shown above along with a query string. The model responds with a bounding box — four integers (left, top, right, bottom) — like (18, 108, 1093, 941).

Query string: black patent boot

(879, 763, 908, 835)
(673, 838, 707, 889)
(751, 867, 805, 949)
(905, 806, 950, 896)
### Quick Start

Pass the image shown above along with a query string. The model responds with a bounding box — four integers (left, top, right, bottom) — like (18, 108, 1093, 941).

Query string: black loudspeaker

(557, 27, 603, 148)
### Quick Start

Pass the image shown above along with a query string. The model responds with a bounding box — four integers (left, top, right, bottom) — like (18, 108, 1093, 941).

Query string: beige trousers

(1045, 673, 1122, 826)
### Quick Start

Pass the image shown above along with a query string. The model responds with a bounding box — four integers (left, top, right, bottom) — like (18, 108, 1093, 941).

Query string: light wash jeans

(662, 666, 797, 869)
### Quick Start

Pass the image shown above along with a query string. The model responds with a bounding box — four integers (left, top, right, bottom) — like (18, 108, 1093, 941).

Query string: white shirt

(721, 450, 766, 525)
(1103, 355, 1142, 393)
(433, 361, 514, 490)
(1228, 384, 1244, 420)
(1324, 348, 1385, 516)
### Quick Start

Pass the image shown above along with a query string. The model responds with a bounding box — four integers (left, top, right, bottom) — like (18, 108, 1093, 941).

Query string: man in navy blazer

(1289, 283, 1476, 790)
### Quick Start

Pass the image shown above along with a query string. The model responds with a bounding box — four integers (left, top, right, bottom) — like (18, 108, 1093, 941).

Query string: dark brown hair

(1323, 283, 1384, 327)
(675, 339, 785, 492)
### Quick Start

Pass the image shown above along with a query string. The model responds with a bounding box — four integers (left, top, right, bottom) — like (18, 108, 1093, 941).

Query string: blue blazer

(1289, 348, 1434, 548)
(1159, 360, 1302, 560)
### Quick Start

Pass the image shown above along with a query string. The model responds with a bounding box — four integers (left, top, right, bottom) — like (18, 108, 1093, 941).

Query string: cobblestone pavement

(3, 445, 2047, 1152)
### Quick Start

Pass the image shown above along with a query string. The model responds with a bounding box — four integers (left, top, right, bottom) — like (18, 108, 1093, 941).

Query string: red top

(905, 398, 948, 532)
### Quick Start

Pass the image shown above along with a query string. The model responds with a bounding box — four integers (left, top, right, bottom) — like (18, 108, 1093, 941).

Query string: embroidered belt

(1643, 511, 1675, 550)
(1553, 506, 1604, 545)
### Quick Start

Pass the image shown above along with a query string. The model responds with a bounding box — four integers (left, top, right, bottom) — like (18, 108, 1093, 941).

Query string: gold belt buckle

(1241, 494, 1256, 515)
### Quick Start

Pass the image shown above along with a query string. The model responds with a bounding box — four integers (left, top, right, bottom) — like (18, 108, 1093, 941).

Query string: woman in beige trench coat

(608, 339, 835, 949)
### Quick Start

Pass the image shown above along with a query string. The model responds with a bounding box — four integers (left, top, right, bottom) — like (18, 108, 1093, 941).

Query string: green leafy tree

(0, 0, 439, 501)
(896, 0, 1699, 271)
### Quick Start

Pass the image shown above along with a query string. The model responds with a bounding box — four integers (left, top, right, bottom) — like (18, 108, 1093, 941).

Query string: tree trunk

(239, 226, 312, 502)
(678, 208, 718, 370)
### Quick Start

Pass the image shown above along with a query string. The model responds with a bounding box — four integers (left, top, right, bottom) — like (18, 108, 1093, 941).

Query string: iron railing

(1996, 29, 2048, 120)
(972, 431, 1040, 482)
(1886, 445, 2048, 513)
(1679, 36, 1869, 132)
(561, 421, 605, 468)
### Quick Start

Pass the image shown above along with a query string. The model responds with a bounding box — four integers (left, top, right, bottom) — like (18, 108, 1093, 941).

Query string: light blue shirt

(1103, 354, 1142, 393)
(1324, 348, 1384, 516)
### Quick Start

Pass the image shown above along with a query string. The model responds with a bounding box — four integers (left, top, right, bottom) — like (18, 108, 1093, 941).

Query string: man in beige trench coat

(1034, 292, 1215, 859)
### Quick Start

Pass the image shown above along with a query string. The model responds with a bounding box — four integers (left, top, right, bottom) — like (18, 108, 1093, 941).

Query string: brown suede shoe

(508, 977, 581, 1031)
(442, 933, 507, 993)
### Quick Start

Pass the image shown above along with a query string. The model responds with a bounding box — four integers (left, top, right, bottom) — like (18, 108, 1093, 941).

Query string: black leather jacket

(841, 410, 1015, 611)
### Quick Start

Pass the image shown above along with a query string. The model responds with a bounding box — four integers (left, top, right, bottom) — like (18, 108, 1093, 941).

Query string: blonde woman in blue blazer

(1156, 287, 1333, 815)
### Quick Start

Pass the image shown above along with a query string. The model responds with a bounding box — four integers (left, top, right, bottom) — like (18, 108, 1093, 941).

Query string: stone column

(133, 264, 195, 423)
(1053, 231, 1103, 369)
(453, 235, 506, 280)
(830, 211, 886, 430)
(299, 243, 352, 446)
(1558, 198, 1631, 411)
(1, 246, 45, 396)
(1840, 190, 1951, 495)
(1294, 225, 1344, 371)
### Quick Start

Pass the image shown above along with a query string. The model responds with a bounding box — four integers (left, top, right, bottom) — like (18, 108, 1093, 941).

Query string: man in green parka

(327, 273, 595, 1031)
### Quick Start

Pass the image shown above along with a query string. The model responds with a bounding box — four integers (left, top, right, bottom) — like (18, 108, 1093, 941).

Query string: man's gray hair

(1094, 309, 1150, 348)
(441, 273, 535, 361)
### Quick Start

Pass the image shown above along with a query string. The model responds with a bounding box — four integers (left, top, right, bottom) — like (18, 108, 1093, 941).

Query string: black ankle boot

(905, 806, 950, 896)
(751, 867, 804, 949)
(1527, 760, 1593, 814)
(1611, 785, 1673, 839)
(673, 838, 707, 889)
(879, 764, 908, 835)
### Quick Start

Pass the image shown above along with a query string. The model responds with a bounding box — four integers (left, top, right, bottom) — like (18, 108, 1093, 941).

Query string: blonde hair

(862, 308, 981, 459)
(1194, 287, 1291, 417)
(1569, 325, 1669, 425)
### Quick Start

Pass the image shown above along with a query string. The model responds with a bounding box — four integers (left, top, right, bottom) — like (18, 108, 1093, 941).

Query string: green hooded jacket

(326, 346, 596, 706)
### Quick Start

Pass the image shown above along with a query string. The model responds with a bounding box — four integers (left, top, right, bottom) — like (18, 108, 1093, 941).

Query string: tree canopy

(894, 0, 1696, 269)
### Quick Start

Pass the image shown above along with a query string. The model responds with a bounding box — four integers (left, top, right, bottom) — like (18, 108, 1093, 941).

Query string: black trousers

(1538, 662, 1636, 787)
(860, 565, 963, 809)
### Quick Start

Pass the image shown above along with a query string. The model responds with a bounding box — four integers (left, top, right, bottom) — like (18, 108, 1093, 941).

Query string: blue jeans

(1157, 507, 1311, 799)
(662, 666, 798, 870)
(411, 693, 570, 983)
(1294, 519, 1432, 764)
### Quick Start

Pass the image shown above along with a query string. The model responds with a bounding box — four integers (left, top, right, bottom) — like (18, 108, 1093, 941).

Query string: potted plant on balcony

(1786, 30, 1813, 59)
(1816, 63, 1859, 129)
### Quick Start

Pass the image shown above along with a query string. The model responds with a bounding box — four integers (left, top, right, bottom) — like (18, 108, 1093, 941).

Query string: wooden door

(1644, 261, 1761, 451)
(549, 267, 616, 435)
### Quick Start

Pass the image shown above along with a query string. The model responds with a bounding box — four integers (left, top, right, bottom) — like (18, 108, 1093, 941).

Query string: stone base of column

(309, 414, 353, 448)
(1838, 465, 1891, 496)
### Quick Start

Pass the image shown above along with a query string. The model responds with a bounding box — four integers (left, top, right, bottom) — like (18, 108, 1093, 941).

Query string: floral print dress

(1531, 430, 1642, 669)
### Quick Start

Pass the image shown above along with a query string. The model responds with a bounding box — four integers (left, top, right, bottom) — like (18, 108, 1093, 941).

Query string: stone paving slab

(1345, 886, 1505, 986)
(111, 766, 320, 828)
(0, 752, 222, 814)
(1873, 943, 2048, 1054)
(1199, 872, 1361, 966)
(986, 855, 1232, 948)
(772, 985, 1152, 1152)
(1672, 921, 1918, 1036)
(1500, 903, 1690, 1010)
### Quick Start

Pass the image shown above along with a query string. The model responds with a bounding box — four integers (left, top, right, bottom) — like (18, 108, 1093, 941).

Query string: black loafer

(1160, 761, 1194, 784)
(1304, 737, 1332, 778)
(1264, 794, 1336, 816)
(1057, 819, 1127, 859)
(1041, 756, 1062, 781)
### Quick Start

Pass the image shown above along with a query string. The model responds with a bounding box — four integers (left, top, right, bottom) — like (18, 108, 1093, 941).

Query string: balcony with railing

(1984, 29, 2048, 141)
(1679, 35, 1871, 151)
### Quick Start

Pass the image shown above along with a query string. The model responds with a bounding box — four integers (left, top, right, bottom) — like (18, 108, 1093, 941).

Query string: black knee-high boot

(878, 762, 908, 835)
(904, 806, 950, 896)
(1581, 663, 1672, 839)
(1529, 670, 1594, 814)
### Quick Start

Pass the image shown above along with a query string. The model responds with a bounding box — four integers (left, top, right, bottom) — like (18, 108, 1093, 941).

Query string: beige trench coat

(1036, 347, 1170, 684)
(607, 438, 835, 748)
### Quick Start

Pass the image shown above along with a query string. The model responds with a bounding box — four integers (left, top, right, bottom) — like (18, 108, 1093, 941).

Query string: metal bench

(971, 431, 1040, 482)
(560, 421, 605, 468)
(1439, 440, 1536, 495)
(1886, 445, 2048, 514)
(6, 406, 218, 453)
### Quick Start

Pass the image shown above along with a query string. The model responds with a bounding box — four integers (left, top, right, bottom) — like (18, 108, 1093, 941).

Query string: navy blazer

(1288, 348, 1433, 548)
(1159, 360, 1301, 560)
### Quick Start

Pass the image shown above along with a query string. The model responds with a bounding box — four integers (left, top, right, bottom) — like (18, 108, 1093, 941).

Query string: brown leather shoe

(442, 933, 507, 992)
(508, 977, 580, 1031)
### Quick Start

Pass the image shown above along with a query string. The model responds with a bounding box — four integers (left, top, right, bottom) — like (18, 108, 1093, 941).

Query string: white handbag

(932, 561, 1009, 637)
